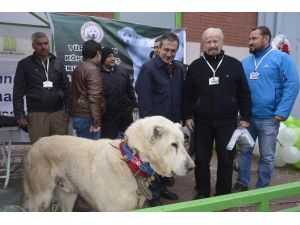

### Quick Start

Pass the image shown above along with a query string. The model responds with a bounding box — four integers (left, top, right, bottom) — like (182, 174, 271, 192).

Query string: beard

(207, 48, 221, 56)
(249, 44, 265, 54)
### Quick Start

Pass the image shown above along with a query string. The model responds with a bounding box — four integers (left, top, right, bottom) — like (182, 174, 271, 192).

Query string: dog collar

(119, 142, 155, 178)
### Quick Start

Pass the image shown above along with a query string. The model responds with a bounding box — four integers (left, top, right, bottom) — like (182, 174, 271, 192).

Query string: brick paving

(1, 145, 300, 211)
(160, 153, 300, 211)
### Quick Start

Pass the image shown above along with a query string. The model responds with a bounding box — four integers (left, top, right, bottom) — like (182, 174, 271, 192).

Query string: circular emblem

(80, 21, 104, 42)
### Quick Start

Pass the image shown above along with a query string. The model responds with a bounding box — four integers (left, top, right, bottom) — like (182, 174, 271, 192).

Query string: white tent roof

(0, 12, 49, 27)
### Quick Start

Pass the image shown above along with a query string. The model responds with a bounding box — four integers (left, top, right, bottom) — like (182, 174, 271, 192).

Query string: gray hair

(202, 28, 224, 43)
(31, 32, 48, 43)
(160, 32, 180, 49)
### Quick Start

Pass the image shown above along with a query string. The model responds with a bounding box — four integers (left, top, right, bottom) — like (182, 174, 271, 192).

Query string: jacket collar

(154, 55, 177, 68)
(203, 50, 225, 62)
(101, 65, 115, 73)
(253, 45, 272, 57)
(84, 58, 99, 67)
(32, 52, 55, 64)
(153, 55, 167, 68)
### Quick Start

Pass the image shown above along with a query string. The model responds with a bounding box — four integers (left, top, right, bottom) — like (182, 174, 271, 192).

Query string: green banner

(49, 13, 185, 84)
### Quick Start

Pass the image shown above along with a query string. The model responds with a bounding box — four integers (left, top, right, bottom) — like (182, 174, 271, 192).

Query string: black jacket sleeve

(135, 64, 154, 118)
(13, 61, 26, 119)
(181, 62, 195, 121)
(237, 63, 252, 122)
(126, 70, 138, 109)
(54, 61, 72, 113)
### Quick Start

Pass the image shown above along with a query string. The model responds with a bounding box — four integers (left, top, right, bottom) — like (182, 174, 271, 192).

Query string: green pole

(11, 36, 16, 50)
(175, 12, 182, 28)
(114, 12, 120, 20)
(4, 36, 9, 50)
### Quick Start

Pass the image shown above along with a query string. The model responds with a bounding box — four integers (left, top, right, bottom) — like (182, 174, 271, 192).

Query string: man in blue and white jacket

(233, 26, 299, 191)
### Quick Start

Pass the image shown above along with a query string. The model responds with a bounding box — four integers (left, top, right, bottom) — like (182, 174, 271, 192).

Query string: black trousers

(194, 121, 236, 196)
(148, 174, 167, 202)
(101, 114, 133, 139)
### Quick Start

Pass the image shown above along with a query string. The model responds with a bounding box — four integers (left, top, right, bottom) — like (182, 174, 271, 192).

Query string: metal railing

(136, 181, 300, 212)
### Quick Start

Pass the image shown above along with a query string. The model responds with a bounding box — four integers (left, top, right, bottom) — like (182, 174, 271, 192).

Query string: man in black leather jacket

(13, 32, 71, 143)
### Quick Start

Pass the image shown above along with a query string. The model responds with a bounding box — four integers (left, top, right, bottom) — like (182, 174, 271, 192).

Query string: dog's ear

(154, 126, 164, 137)
(150, 126, 164, 143)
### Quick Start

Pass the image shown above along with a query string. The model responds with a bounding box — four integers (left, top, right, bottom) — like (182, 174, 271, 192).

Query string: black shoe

(160, 189, 179, 200)
(148, 199, 163, 207)
(232, 183, 248, 193)
(165, 177, 175, 187)
(193, 193, 209, 200)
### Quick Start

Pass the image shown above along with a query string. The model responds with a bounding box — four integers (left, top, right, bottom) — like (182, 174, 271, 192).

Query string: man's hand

(185, 119, 194, 132)
(64, 112, 70, 122)
(17, 117, 28, 127)
(274, 115, 285, 123)
(238, 120, 249, 128)
(90, 124, 100, 133)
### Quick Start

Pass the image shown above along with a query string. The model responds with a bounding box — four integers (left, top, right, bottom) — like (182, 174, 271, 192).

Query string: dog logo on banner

(80, 21, 104, 42)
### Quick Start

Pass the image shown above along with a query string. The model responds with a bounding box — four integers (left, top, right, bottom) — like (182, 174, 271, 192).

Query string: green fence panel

(136, 181, 300, 212)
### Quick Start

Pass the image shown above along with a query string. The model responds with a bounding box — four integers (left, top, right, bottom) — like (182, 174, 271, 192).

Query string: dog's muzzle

(186, 159, 195, 172)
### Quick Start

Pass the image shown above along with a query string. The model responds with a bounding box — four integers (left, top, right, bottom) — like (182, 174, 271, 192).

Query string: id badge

(43, 81, 53, 88)
(250, 71, 259, 80)
(209, 77, 219, 85)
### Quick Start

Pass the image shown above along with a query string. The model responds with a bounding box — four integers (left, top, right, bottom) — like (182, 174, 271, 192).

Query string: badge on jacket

(250, 71, 259, 80)
(209, 77, 219, 85)
(43, 81, 53, 88)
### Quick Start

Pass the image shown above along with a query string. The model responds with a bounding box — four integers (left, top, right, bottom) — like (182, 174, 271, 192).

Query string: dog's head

(118, 27, 138, 46)
(125, 116, 195, 177)
(85, 26, 100, 40)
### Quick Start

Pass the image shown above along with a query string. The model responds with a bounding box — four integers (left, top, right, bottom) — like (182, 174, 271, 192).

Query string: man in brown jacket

(71, 40, 106, 140)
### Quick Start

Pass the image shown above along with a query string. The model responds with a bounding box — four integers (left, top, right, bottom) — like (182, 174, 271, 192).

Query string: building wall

(183, 13, 257, 63)
(183, 12, 257, 47)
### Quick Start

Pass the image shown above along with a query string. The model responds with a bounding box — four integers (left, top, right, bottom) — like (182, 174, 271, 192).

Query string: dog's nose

(186, 159, 195, 172)
(187, 167, 193, 172)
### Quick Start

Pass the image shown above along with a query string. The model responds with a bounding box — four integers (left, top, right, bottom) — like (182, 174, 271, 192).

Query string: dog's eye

(171, 143, 178, 149)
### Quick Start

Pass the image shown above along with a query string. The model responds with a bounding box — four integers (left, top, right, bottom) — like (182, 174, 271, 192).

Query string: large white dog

(23, 116, 195, 212)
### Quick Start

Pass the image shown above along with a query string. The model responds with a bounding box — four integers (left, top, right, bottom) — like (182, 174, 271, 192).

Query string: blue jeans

(72, 117, 100, 140)
(237, 118, 279, 188)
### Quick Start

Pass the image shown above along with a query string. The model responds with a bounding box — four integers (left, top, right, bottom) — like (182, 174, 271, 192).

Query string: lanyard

(41, 58, 49, 81)
(203, 55, 224, 77)
(253, 48, 273, 72)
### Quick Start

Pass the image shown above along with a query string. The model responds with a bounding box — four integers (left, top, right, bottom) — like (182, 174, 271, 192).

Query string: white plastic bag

(226, 128, 255, 151)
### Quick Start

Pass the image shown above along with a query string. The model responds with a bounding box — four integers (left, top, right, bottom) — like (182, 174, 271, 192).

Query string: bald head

(202, 28, 224, 43)
(202, 28, 224, 56)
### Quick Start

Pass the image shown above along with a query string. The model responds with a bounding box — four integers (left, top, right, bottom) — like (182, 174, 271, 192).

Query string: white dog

(118, 27, 153, 84)
(23, 116, 195, 212)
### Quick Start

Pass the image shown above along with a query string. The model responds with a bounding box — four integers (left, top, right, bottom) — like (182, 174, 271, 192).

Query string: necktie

(167, 63, 174, 77)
